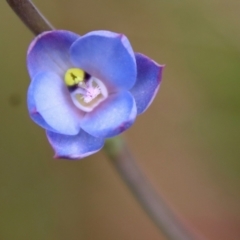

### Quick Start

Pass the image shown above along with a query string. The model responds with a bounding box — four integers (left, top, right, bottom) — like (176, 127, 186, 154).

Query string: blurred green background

(1, 0, 240, 239)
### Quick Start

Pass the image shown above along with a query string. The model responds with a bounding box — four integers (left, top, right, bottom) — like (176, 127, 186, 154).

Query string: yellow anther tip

(64, 68, 85, 87)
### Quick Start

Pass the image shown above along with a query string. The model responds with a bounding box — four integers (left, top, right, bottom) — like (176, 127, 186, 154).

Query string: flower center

(64, 68, 108, 112)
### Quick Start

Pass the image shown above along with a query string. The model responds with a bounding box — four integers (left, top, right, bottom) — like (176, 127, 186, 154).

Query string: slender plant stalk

(104, 137, 204, 240)
(6, 1, 205, 239)
(6, 0, 54, 35)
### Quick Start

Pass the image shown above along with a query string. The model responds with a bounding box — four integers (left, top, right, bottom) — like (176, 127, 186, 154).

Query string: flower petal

(27, 78, 55, 131)
(31, 71, 83, 135)
(81, 91, 137, 138)
(70, 30, 136, 92)
(130, 53, 164, 114)
(27, 30, 80, 79)
(46, 130, 104, 160)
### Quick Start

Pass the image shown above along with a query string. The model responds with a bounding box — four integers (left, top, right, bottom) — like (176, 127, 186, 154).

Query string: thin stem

(104, 137, 204, 240)
(6, 0, 54, 35)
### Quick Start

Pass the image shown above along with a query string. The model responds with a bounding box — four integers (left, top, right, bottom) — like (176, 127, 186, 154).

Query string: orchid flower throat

(64, 68, 108, 112)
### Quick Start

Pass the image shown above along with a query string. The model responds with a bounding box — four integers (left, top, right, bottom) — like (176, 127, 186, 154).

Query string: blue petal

(130, 53, 164, 115)
(80, 91, 137, 138)
(27, 78, 55, 131)
(70, 30, 136, 92)
(27, 30, 80, 79)
(46, 130, 104, 160)
(31, 71, 83, 135)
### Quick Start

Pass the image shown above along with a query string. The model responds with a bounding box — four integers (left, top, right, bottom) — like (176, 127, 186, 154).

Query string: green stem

(6, 0, 54, 35)
(104, 137, 204, 240)
(6, 1, 205, 239)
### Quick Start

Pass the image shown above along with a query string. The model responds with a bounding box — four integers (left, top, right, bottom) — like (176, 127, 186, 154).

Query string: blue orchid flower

(27, 30, 164, 159)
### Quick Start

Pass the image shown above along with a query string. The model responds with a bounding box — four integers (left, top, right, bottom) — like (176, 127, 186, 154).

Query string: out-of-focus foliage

(0, 0, 239, 239)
